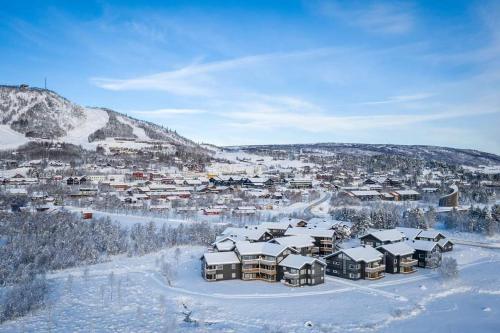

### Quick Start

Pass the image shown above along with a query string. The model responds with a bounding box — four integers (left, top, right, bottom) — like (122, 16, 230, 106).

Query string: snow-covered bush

(439, 257, 458, 279)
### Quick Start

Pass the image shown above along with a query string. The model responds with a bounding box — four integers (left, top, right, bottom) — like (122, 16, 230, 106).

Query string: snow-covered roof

(396, 227, 423, 240)
(271, 235, 315, 248)
(221, 227, 270, 241)
(349, 190, 381, 196)
(377, 242, 415, 256)
(235, 242, 292, 257)
(361, 229, 405, 242)
(330, 246, 383, 263)
(438, 239, 453, 247)
(278, 254, 325, 269)
(259, 222, 292, 231)
(417, 230, 445, 239)
(203, 252, 240, 265)
(214, 240, 236, 251)
(393, 189, 420, 196)
(285, 227, 334, 238)
(407, 240, 440, 252)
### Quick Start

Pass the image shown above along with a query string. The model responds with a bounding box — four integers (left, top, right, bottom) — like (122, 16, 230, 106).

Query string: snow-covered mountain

(0, 85, 200, 151)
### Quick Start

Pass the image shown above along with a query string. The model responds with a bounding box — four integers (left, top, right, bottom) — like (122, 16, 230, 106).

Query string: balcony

(242, 259, 259, 264)
(365, 264, 385, 273)
(320, 239, 333, 244)
(400, 259, 418, 267)
(260, 268, 277, 275)
(242, 267, 260, 273)
(260, 258, 276, 265)
(204, 268, 217, 274)
(284, 271, 299, 279)
(366, 272, 384, 280)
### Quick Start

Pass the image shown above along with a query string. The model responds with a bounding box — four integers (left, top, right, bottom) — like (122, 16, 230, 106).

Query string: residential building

(325, 246, 385, 280)
(278, 254, 326, 287)
(377, 242, 417, 274)
(201, 252, 241, 281)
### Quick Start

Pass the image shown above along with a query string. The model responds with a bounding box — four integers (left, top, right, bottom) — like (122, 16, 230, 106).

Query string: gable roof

(202, 252, 240, 265)
(235, 242, 294, 257)
(270, 235, 315, 248)
(416, 230, 446, 239)
(259, 222, 292, 231)
(360, 229, 405, 242)
(278, 254, 326, 269)
(285, 227, 335, 238)
(221, 227, 271, 241)
(408, 240, 440, 252)
(377, 242, 415, 256)
(327, 246, 383, 263)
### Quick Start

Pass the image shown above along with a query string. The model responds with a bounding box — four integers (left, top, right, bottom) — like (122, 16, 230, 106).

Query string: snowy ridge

(0, 85, 202, 151)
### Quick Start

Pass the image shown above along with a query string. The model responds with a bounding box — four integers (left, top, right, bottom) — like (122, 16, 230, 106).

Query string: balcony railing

(284, 271, 299, 279)
(260, 268, 277, 275)
(400, 259, 418, 267)
(320, 239, 333, 244)
(242, 267, 260, 273)
(365, 264, 385, 273)
(242, 259, 259, 264)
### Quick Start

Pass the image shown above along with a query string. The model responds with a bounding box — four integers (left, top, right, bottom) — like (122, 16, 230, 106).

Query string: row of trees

(0, 210, 224, 322)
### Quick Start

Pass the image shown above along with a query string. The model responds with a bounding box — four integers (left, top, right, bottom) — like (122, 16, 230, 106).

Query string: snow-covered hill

(0, 85, 199, 151)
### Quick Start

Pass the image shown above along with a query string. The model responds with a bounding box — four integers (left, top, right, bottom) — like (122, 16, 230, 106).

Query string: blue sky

(1, 1, 499, 153)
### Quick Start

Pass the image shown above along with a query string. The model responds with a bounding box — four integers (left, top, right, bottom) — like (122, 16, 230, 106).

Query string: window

(419, 254, 425, 258)
(232, 273, 236, 278)
(394, 259, 398, 264)
(231, 264, 236, 269)
(216, 274, 223, 279)
(216, 265, 223, 270)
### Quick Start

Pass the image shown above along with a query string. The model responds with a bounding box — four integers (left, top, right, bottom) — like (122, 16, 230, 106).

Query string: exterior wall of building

(279, 262, 325, 286)
(413, 249, 442, 268)
(325, 253, 363, 280)
(201, 260, 241, 281)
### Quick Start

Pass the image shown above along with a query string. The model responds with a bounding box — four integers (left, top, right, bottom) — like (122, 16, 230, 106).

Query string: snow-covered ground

(2, 243, 499, 332)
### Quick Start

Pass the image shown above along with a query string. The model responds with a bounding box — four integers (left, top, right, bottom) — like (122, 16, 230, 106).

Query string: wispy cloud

(313, 1, 415, 35)
(131, 108, 206, 116)
(91, 47, 339, 96)
(358, 93, 434, 106)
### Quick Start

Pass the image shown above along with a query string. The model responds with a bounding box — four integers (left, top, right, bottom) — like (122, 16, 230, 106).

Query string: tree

(439, 257, 458, 279)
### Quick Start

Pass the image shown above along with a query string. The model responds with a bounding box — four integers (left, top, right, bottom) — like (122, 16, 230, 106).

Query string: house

(285, 227, 335, 255)
(234, 242, 297, 282)
(415, 230, 446, 242)
(438, 239, 454, 252)
(233, 206, 257, 215)
(278, 254, 326, 287)
(288, 179, 313, 189)
(390, 189, 421, 201)
(359, 229, 405, 247)
(377, 242, 417, 274)
(408, 240, 442, 268)
(325, 246, 385, 280)
(201, 252, 241, 281)
(269, 235, 318, 256)
(344, 190, 381, 201)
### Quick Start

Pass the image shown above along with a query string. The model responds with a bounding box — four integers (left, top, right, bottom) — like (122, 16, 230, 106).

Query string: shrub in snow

(439, 257, 458, 279)
(0, 276, 48, 323)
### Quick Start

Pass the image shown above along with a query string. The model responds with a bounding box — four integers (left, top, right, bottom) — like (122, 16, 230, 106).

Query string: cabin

(278, 255, 326, 287)
(201, 252, 241, 281)
(377, 242, 417, 274)
(325, 246, 385, 280)
(438, 239, 454, 252)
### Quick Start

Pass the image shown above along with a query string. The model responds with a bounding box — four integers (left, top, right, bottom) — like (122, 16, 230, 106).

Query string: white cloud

(314, 1, 415, 35)
(130, 108, 206, 116)
(91, 47, 338, 96)
(357, 93, 434, 105)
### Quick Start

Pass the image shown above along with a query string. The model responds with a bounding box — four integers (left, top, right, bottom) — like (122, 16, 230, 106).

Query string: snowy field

(2, 243, 499, 332)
